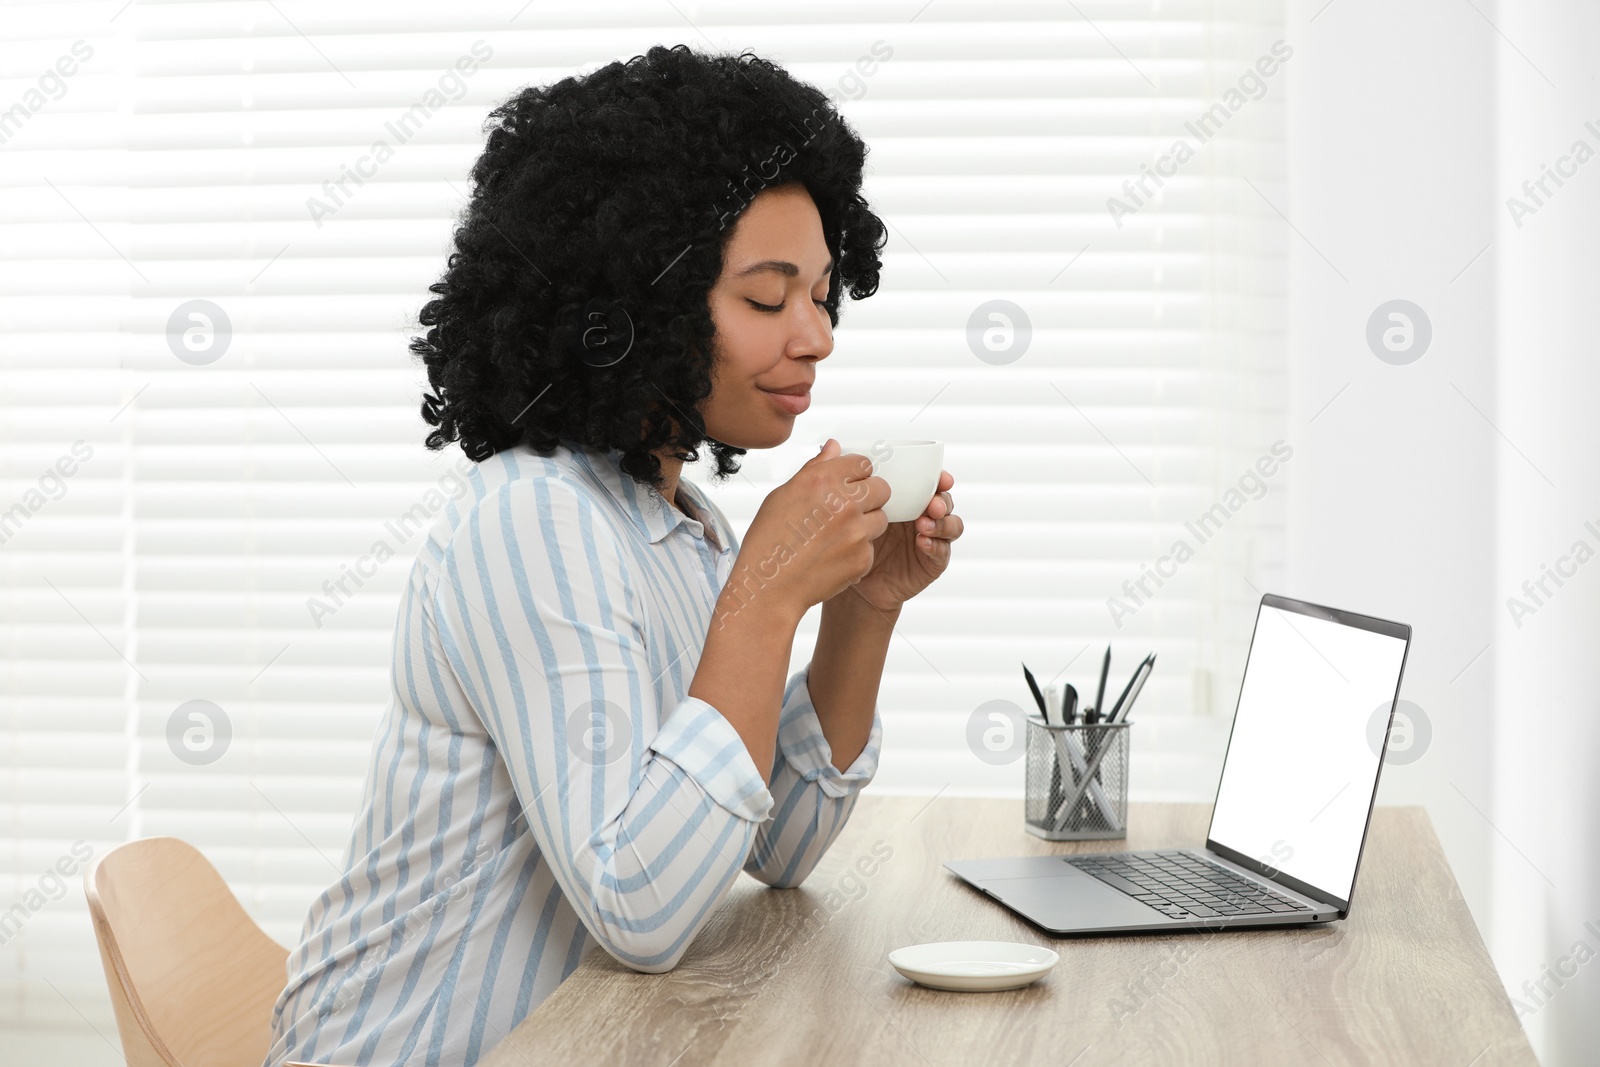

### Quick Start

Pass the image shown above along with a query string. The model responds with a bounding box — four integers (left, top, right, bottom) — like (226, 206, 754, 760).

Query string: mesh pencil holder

(1024, 718, 1131, 841)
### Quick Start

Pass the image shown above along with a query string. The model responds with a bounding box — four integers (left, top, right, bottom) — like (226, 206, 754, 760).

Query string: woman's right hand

(718, 439, 890, 626)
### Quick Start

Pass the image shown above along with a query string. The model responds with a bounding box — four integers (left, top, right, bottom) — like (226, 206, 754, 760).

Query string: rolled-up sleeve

(428, 476, 773, 973)
(743, 663, 884, 889)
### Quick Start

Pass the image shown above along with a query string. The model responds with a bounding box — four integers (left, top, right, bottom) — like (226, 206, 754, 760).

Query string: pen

(1108, 654, 1155, 723)
(1107, 653, 1154, 723)
(1026, 667, 1067, 817)
(1022, 663, 1049, 721)
(1061, 683, 1078, 726)
(1081, 647, 1109, 824)
(1092, 645, 1110, 725)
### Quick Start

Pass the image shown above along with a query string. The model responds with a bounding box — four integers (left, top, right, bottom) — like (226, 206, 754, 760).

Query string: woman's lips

(760, 387, 811, 415)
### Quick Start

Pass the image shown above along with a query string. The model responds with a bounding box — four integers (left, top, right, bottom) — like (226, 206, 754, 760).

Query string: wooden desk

(483, 798, 1535, 1067)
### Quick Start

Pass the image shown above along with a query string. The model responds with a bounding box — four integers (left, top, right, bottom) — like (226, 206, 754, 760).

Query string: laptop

(945, 593, 1412, 935)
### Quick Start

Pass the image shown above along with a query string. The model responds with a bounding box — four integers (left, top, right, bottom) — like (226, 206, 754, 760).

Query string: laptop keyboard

(1067, 850, 1309, 920)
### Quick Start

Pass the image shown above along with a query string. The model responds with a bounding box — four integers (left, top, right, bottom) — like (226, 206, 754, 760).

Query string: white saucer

(887, 940, 1059, 992)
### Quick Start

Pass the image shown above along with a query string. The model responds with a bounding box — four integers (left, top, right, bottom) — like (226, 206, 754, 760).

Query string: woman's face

(700, 182, 835, 450)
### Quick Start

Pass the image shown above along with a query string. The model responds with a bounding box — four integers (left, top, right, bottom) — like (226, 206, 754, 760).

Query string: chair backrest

(84, 837, 290, 1067)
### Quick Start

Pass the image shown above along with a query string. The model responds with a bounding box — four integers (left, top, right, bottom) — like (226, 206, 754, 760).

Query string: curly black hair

(411, 43, 888, 494)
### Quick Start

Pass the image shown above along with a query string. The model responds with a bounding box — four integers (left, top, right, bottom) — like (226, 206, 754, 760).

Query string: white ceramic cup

(836, 439, 945, 523)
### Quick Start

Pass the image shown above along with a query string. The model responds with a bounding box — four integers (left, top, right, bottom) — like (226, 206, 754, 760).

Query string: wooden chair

(84, 836, 339, 1067)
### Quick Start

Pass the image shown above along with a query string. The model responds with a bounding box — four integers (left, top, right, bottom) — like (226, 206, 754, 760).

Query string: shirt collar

(565, 441, 716, 547)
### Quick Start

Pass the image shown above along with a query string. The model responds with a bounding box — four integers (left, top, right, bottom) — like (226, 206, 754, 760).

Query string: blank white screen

(1208, 605, 1407, 901)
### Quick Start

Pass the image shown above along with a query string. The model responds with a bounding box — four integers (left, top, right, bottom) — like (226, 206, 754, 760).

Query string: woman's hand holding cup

(716, 438, 891, 629)
(832, 439, 959, 613)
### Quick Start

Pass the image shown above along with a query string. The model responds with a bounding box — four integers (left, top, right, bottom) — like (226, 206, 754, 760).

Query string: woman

(264, 44, 962, 1067)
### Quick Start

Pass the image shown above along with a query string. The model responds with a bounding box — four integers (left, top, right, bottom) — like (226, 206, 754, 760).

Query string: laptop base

(943, 850, 1334, 936)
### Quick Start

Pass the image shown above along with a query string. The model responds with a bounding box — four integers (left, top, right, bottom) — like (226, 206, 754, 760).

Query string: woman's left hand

(838, 470, 962, 613)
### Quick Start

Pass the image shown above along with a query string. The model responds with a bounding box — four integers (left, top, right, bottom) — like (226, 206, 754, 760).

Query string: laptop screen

(1206, 597, 1410, 904)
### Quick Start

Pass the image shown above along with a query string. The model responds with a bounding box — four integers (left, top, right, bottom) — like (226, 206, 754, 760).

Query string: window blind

(0, 0, 1286, 1040)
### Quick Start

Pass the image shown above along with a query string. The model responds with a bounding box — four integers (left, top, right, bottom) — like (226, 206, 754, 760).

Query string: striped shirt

(263, 440, 883, 1067)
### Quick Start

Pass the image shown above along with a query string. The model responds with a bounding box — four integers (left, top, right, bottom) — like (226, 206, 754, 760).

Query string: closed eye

(747, 298, 829, 313)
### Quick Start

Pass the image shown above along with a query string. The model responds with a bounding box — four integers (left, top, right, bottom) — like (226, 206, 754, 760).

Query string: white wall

(1284, 0, 1497, 941)
(1289, 1, 1600, 1062)
(1492, 0, 1600, 1059)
